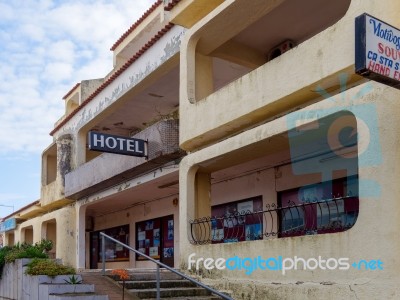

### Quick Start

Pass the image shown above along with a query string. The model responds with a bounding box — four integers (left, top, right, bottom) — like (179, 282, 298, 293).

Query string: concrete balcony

(65, 119, 184, 200)
(41, 181, 62, 207)
(165, 0, 224, 28)
(179, 0, 386, 151)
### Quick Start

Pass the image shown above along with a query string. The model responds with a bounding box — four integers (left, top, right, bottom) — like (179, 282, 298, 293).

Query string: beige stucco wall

(179, 0, 400, 151)
(179, 81, 400, 299)
(211, 168, 276, 207)
(11, 206, 76, 267)
(178, 1, 400, 296)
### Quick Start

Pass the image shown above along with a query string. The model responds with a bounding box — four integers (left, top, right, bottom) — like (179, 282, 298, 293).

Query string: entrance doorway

(89, 224, 129, 269)
(136, 215, 174, 267)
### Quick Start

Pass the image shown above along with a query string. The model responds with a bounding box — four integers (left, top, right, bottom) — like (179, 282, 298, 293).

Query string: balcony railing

(189, 196, 359, 245)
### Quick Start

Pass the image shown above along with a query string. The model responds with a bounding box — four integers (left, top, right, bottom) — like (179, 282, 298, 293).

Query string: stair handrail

(99, 231, 233, 300)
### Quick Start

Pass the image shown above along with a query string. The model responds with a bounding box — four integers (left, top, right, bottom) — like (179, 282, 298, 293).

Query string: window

(279, 177, 359, 237)
(189, 177, 358, 245)
(136, 218, 161, 260)
(135, 215, 174, 267)
(211, 196, 263, 243)
(94, 225, 129, 262)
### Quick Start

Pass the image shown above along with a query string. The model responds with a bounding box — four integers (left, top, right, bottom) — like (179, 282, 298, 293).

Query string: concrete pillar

(195, 172, 212, 219)
(179, 163, 198, 266)
(76, 204, 87, 269)
(56, 134, 73, 187)
(195, 53, 214, 101)
(76, 130, 89, 167)
(194, 172, 212, 244)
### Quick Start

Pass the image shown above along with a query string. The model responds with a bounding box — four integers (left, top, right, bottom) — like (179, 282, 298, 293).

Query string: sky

(0, 0, 155, 218)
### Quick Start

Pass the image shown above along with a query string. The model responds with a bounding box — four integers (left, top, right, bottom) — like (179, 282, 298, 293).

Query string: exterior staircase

(80, 271, 138, 300)
(108, 269, 228, 300)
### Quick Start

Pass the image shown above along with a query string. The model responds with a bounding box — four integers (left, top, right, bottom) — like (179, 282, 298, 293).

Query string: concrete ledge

(23, 275, 84, 300)
(48, 294, 108, 300)
(39, 283, 95, 300)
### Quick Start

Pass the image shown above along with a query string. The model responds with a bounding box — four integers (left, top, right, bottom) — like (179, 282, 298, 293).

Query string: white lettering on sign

(93, 134, 105, 148)
(136, 141, 143, 153)
(89, 132, 147, 157)
(105, 137, 117, 149)
(127, 140, 135, 152)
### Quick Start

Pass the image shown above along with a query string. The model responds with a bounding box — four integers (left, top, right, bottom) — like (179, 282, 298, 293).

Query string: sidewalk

(80, 272, 139, 300)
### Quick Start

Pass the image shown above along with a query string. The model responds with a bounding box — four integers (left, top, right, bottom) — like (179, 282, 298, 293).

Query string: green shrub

(5, 245, 47, 263)
(37, 239, 53, 252)
(4, 242, 49, 263)
(0, 239, 53, 279)
(0, 246, 12, 279)
(25, 258, 75, 277)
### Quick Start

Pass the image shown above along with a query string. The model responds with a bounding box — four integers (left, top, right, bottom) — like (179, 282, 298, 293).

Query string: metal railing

(100, 232, 232, 300)
(189, 196, 359, 244)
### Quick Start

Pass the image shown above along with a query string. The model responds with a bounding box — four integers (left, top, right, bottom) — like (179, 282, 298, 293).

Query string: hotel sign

(88, 131, 147, 157)
(355, 13, 400, 89)
(0, 218, 16, 233)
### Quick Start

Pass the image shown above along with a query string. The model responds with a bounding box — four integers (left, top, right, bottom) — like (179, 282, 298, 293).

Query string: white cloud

(0, 0, 156, 156)
(0, 3, 14, 21)
(43, 62, 74, 82)
(19, 23, 46, 41)
(47, 40, 76, 63)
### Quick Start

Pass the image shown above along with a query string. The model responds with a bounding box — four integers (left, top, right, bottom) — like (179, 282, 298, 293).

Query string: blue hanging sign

(355, 13, 400, 89)
(0, 218, 16, 233)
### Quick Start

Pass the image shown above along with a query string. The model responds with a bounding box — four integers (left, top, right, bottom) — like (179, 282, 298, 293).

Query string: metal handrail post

(102, 233, 106, 276)
(99, 232, 232, 300)
(156, 264, 160, 300)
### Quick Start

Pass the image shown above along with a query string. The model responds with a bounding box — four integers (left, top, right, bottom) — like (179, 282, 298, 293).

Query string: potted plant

(111, 269, 129, 300)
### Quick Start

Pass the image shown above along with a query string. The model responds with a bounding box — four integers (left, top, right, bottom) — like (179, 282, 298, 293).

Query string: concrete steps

(123, 279, 197, 289)
(80, 272, 138, 300)
(130, 286, 211, 298)
(107, 269, 230, 300)
(142, 297, 221, 300)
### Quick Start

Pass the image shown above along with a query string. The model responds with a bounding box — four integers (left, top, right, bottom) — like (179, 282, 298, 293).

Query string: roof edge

(164, 0, 182, 11)
(50, 23, 175, 137)
(62, 83, 80, 100)
(110, 0, 163, 51)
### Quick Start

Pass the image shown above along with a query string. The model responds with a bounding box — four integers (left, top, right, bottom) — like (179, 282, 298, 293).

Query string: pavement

(80, 271, 139, 300)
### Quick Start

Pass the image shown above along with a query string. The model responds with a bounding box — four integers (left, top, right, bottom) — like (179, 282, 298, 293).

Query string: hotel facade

(1, 0, 400, 299)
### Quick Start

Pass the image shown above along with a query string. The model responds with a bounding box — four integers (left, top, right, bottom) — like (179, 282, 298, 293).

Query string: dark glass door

(90, 232, 99, 269)
(161, 215, 174, 267)
(136, 215, 174, 268)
